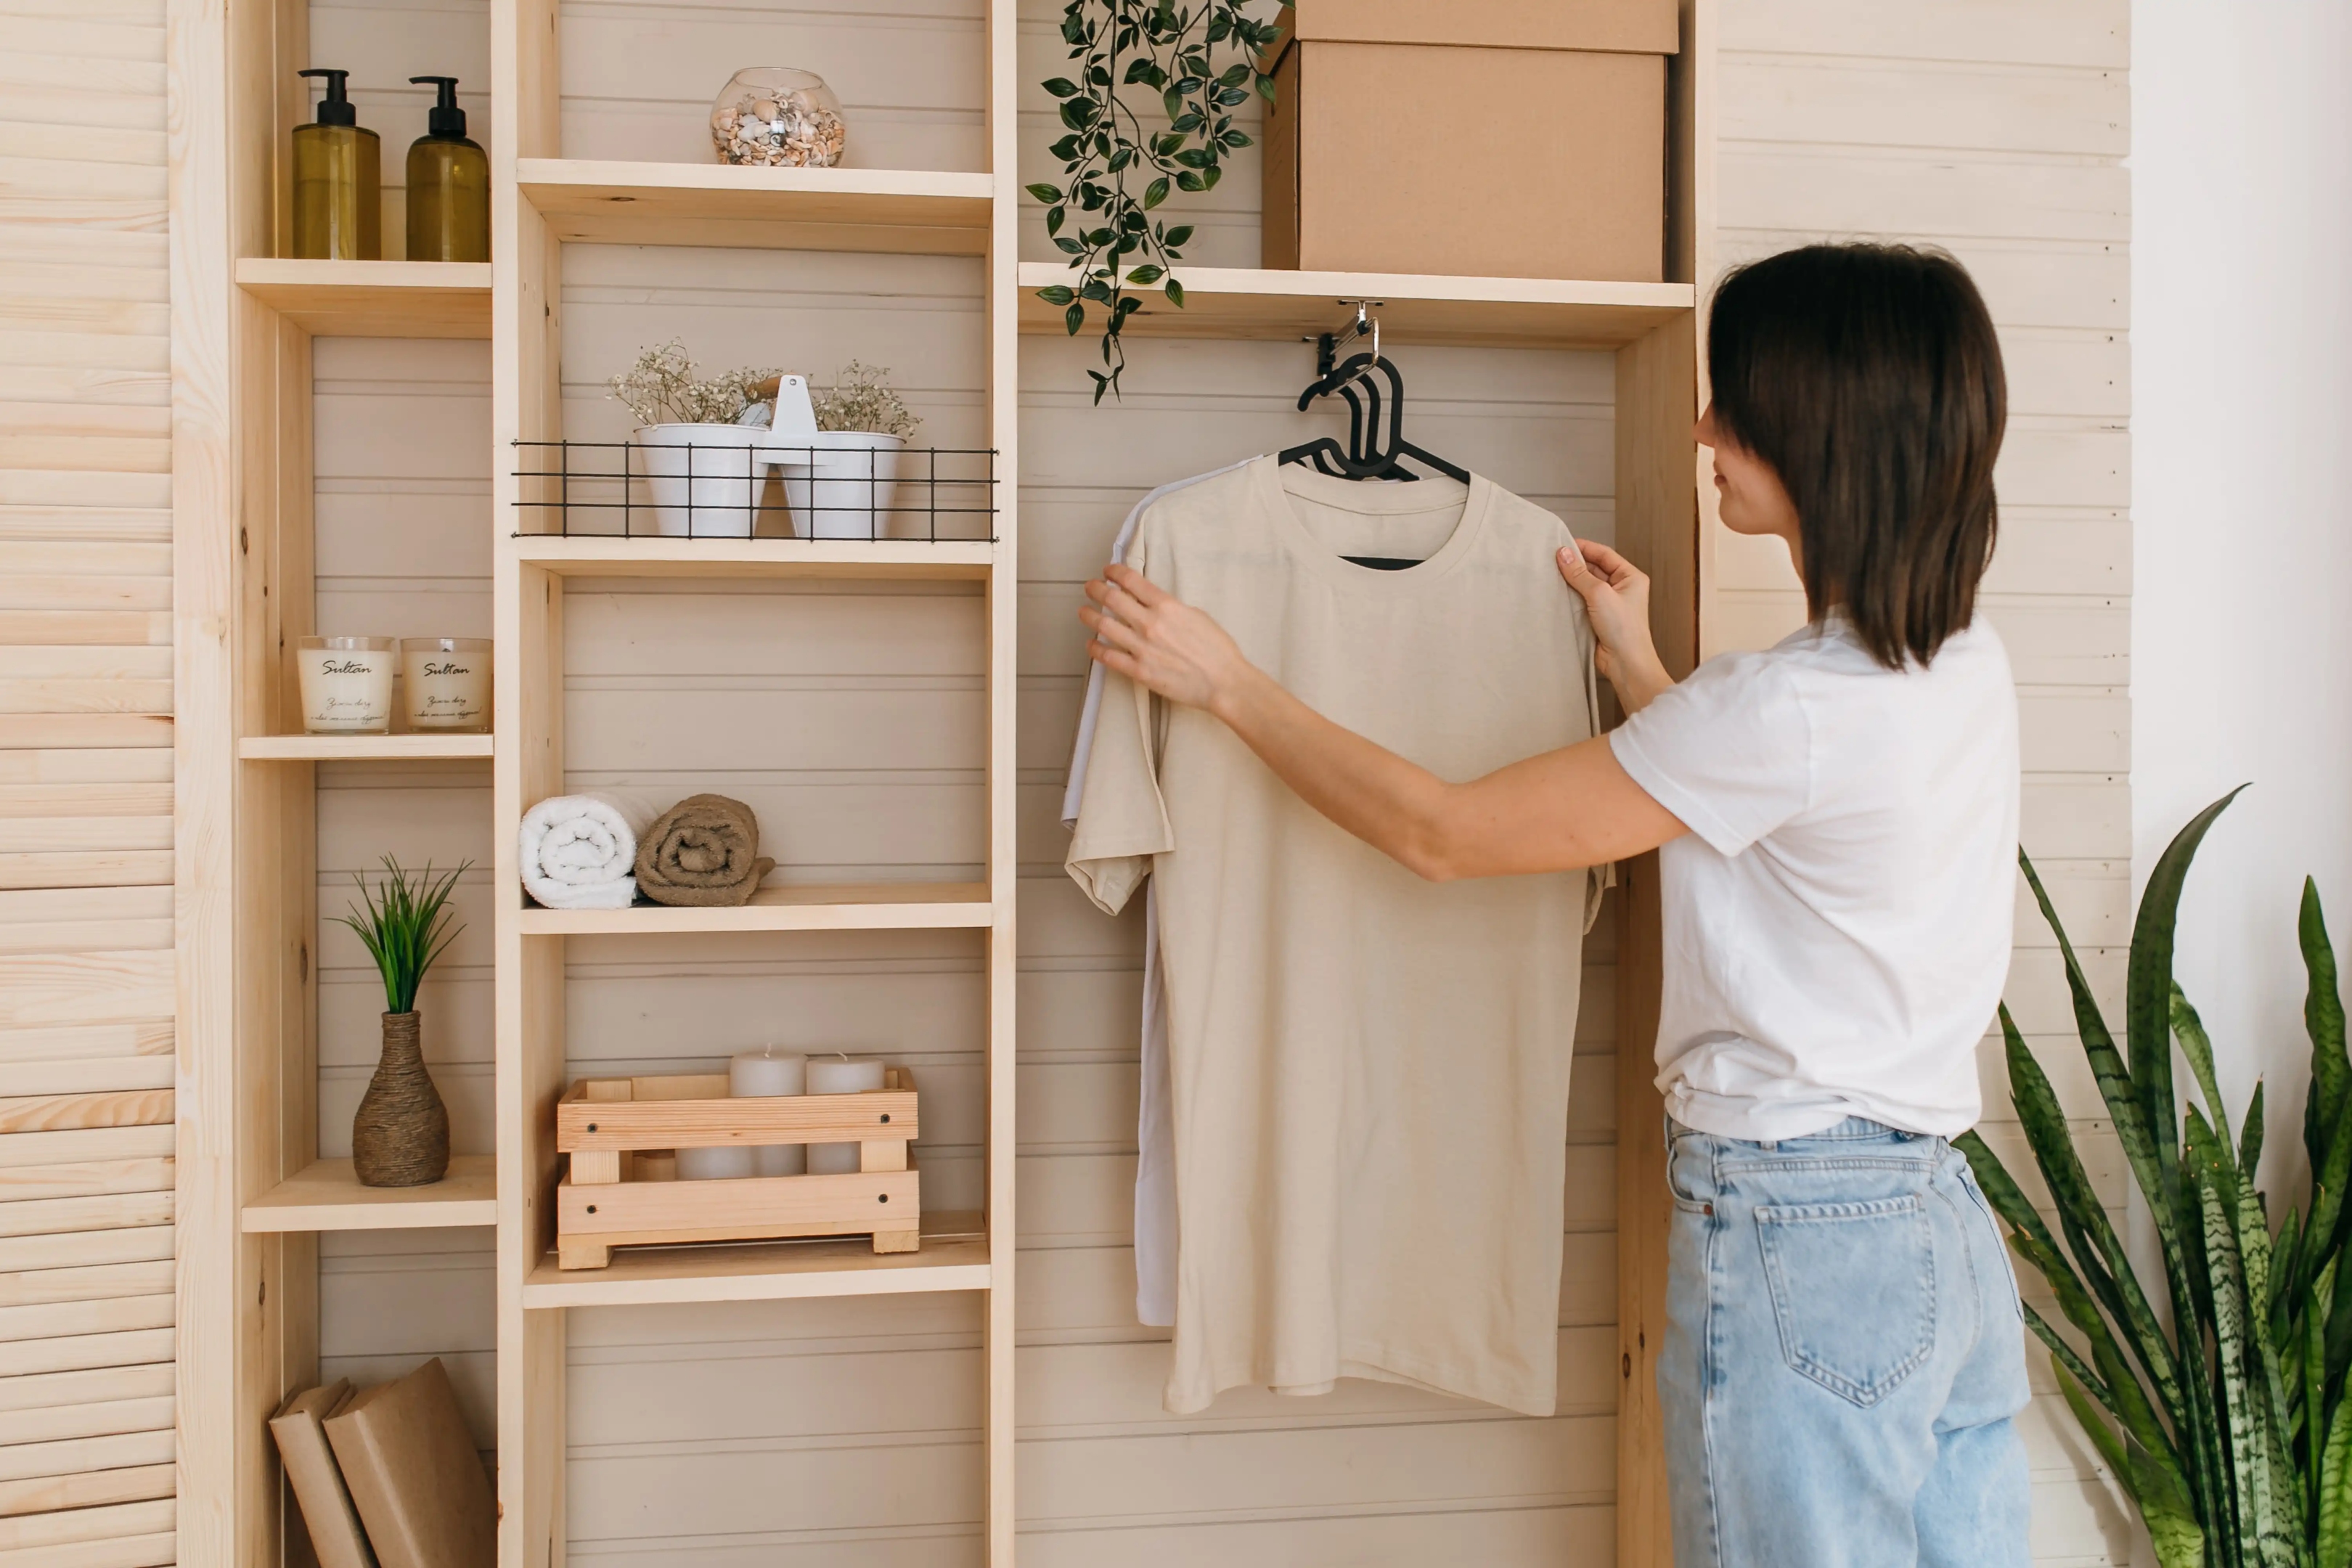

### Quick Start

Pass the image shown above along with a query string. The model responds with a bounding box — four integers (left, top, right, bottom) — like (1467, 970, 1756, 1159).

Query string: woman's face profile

(1696, 404, 1801, 553)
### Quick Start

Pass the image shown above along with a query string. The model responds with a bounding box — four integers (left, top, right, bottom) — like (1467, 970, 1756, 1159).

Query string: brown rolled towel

(634, 793, 775, 907)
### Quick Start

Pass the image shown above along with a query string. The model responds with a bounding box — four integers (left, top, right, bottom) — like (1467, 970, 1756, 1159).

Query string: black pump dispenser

(411, 75, 467, 139)
(298, 68, 357, 126)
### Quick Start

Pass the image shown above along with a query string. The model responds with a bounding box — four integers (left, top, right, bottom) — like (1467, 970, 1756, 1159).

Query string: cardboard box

(1262, 0, 1680, 282)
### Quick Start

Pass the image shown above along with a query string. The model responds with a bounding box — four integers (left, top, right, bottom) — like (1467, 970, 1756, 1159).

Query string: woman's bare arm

(1079, 542, 1688, 881)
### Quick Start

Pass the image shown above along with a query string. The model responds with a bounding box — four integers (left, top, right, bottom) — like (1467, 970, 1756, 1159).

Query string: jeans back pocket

(1755, 1195, 1937, 1407)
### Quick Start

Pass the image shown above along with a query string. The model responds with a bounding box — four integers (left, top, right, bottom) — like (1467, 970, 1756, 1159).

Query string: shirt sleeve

(1609, 650, 1814, 857)
(1063, 524, 1175, 914)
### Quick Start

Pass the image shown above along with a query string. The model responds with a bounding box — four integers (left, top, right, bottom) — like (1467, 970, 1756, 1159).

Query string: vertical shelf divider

(983, 0, 1021, 1559)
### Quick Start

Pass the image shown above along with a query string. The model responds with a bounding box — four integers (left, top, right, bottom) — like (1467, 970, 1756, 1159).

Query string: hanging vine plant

(1029, 0, 1281, 402)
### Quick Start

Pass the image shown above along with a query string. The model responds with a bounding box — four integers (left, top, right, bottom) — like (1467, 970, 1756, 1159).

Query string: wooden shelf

(242, 1156, 497, 1232)
(235, 258, 491, 338)
(520, 881, 995, 936)
(518, 160, 994, 254)
(239, 732, 493, 761)
(510, 536, 995, 579)
(522, 1212, 989, 1307)
(1016, 262, 1694, 348)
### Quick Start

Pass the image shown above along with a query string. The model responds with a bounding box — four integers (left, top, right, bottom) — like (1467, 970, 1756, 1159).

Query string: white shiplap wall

(1714, 4, 2133, 1563)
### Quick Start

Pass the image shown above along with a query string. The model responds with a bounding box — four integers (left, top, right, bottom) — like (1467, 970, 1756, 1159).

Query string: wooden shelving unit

(186, 1, 1702, 1564)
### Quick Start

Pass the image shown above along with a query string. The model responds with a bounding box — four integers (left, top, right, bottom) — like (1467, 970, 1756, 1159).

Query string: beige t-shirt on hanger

(1068, 457, 1609, 1417)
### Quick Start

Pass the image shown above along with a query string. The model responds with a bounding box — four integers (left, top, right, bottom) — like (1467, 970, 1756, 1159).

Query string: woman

(1079, 242, 2029, 1567)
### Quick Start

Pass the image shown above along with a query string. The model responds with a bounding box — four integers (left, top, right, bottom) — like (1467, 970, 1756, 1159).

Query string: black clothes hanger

(1279, 338, 1470, 487)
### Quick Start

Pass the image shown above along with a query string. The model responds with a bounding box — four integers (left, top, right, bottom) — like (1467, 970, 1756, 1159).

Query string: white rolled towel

(519, 792, 663, 910)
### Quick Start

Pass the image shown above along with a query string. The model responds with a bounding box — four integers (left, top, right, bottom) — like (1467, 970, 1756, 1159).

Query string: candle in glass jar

(730, 1047, 807, 1177)
(297, 637, 395, 734)
(401, 637, 491, 732)
(807, 1055, 886, 1175)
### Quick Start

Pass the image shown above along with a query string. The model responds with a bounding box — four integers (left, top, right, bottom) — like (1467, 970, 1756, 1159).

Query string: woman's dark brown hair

(1707, 242, 2006, 669)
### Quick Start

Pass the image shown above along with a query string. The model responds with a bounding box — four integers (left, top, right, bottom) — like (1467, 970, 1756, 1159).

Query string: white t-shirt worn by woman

(1609, 612, 2020, 1141)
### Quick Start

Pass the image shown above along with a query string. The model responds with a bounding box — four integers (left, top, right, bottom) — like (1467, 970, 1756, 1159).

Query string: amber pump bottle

(291, 68, 380, 260)
(404, 76, 489, 263)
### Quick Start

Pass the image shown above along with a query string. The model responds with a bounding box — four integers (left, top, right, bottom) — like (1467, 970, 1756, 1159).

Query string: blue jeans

(1661, 1117, 2033, 1568)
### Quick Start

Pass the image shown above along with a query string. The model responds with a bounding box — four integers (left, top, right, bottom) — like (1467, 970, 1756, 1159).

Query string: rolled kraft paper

(634, 793, 775, 907)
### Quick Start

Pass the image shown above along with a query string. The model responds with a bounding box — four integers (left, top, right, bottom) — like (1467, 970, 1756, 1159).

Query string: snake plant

(1961, 788, 2352, 1568)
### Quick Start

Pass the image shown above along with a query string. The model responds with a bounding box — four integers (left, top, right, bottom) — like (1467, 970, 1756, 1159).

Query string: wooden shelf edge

(518, 158, 993, 203)
(517, 159, 993, 255)
(239, 732, 494, 761)
(242, 1156, 498, 1232)
(521, 1224, 992, 1308)
(519, 882, 995, 935)
(1014, 261, 1695, 348)
(509, 536, 996, 579)
(234, 258, 492, 338)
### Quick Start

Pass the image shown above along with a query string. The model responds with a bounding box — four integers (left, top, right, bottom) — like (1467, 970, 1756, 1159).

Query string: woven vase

(352, 1011, 450, 1187)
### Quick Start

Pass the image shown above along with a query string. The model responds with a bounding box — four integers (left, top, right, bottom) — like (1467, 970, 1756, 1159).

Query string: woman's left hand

(1082, 563, 1259, 716)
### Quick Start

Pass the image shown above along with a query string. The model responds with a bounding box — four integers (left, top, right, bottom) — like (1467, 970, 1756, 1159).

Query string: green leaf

(1126, 265, 1164, 285)
(1042, 77, 1081, 99)
(2175, 982, 2234, 1154)
(2306, 879, 2351, 1229)
(2242, 1078, 2268, 1189)
(1026, 182, 1063, 204)
(1143, 176, 1170, 210)
(1035, 285, 1075, 306)
(1164, 277, 1184, 308)
(1257, 72, 1278, 104)
(1045, 205, 1066, 237)
(1063, 301, 1085, 335)
(1998, 1003, 2186, 1421)
(2319, 1388, 2352, 1568)
(2133, 788, 2247, 1191)
(2020, 852, 2177, 1254)
(2311, 1265, 2333, 1514)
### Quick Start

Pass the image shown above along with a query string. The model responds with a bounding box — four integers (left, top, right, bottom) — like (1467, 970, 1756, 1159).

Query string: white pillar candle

(731, 1047, 807, 1177)
(297, 637, 395, 734)
(807, 1055, 886, 1175)
(676, 1144, 755, 1181)
(401, 637, 491, 732)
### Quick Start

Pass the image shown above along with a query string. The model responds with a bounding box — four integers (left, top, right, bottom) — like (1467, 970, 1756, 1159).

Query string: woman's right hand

(1559, 541, 1675, 714)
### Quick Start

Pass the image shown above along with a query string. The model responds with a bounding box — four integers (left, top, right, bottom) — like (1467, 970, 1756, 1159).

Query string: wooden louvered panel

(0, 2, 176, 1564)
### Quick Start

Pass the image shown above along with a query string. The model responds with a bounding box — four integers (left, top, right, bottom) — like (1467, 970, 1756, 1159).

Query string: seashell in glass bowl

(711, 67, 848, 168)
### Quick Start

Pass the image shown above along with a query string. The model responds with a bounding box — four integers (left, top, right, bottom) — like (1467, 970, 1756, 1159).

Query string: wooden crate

(553, 1069, 920, 1269)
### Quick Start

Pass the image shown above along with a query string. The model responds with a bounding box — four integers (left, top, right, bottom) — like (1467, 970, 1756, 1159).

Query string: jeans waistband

(1667, 1114, 1935, 1149)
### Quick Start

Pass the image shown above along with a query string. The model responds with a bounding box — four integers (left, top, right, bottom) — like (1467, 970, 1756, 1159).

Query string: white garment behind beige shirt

(1067, 457, 1608, 1416)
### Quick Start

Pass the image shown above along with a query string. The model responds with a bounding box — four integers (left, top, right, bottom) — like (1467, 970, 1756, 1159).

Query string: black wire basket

(511, 438, 997, 542)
